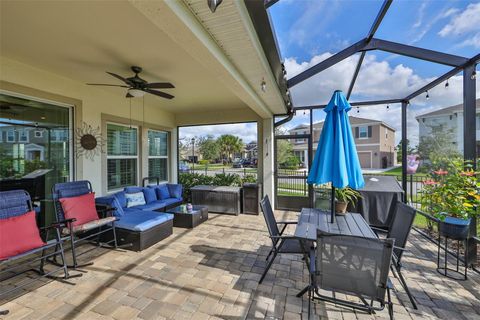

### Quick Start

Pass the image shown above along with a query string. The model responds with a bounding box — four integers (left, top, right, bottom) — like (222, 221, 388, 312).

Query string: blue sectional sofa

(95, 183, 183, 251)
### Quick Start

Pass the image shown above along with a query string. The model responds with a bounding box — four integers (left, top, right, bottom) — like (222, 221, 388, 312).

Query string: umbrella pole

(330, 186, 335, 223)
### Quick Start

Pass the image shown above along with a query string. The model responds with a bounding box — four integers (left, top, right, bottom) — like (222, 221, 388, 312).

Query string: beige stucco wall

(0, 57, 176, 195)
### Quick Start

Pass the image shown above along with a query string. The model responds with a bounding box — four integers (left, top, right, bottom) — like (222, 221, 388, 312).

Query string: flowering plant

(421, 159, 480, 221)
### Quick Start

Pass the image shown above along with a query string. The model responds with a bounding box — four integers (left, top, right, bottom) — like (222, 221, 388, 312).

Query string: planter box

(191, 185, 241, 215)
(439, 216, 470, 240)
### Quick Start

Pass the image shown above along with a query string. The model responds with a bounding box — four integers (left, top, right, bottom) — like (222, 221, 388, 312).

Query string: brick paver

(1, 211, 479, 319)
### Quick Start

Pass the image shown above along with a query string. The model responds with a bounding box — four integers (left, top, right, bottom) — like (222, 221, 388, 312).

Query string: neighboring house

(243, 141, 257, 159)
(0, 125, 68, 161)
(416, 99, 480, 154)
(288, 116, 396, 169)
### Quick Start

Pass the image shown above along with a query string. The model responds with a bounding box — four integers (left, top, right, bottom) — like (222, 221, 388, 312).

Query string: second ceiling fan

(87, 66, 175, 99)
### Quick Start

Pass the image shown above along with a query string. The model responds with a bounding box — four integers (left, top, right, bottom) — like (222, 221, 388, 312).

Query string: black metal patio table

(294, 208, 377, 241)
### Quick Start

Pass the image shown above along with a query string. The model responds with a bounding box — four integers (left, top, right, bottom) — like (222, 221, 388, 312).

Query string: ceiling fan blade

(145, 82, 175, 89)
(145, 89, 174, 99)
(106, 71, 133, 85)
(86, 83, 129, 88)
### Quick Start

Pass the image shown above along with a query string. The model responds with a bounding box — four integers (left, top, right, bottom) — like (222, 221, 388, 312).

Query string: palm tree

(217, 134, 244, 164)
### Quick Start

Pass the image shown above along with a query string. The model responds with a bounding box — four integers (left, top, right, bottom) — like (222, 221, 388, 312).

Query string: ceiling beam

(366, 38, 469, 67)
(404, 52, 480, 101)
(293, 98, 404, 110)
(366, 0, 392, 41)
(346, 0, 392, 99)
(264, 0, 281, 9)
(287, 38, 368, 88)
(346, 51, 365, 100)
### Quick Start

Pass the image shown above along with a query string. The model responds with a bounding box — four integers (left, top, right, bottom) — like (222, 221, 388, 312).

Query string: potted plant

(334, 187, 361, 215)
(421, 159, 480, 239)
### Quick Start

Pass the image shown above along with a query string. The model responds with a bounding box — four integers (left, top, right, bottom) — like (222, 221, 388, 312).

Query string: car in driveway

(179, 161, 190, 173)
(232, 160, 243, 168)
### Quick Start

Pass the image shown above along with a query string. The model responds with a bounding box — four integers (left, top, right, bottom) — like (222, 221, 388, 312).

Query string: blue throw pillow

(143, 188, 157, 203)
(125, 192, 146, 208)
(95, 196, 124, 217)
(114, 192, 127, 208)
(125, 186, 143, 194)
(167, 184, 183, 199)
(156, 185, 171, 200)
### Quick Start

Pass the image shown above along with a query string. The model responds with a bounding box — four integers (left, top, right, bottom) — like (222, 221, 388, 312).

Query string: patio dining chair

(307, 232, 394, 319)
(0, 190, 73, 315)
(372, 201, 417, 309)
(259, 196, 308, 283)
(52, 180, 118, 269)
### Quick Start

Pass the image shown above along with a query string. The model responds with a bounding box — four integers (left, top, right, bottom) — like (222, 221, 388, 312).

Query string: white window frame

(19, 129, 29, 143)
(147, 129, 169, 183)
(0, 89, 74, 181)
(7, 130, 15, 142)
(359, 126, 368, 139)
(106, 122, 139, 192)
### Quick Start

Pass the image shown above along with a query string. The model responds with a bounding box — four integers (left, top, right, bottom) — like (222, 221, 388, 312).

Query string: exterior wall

(0, 57, 176, 195)
(288, 120, 396, 169)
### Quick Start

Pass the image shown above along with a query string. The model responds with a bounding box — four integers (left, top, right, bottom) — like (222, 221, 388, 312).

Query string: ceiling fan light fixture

(128, 88, 145, 98)
(207, 0, 222, 13)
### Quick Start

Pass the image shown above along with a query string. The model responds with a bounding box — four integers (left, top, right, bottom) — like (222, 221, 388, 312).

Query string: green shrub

(198, 159, 210, 166)
(212, 173, 242, 187)
(242, 174, 257, 184)
(179, 172, 258, 201)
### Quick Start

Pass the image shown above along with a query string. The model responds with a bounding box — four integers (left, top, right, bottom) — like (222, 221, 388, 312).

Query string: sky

(181, 0, 480, 146)
(270, 0, 480, 145)
(179, 122, 258, 144)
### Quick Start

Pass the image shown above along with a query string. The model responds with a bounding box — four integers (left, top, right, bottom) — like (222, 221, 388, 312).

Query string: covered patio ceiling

(0, 0, 288, 118)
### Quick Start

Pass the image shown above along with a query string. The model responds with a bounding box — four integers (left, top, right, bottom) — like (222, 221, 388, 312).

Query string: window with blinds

(147, 129, 168, 182)
(107, 123, 138, 190)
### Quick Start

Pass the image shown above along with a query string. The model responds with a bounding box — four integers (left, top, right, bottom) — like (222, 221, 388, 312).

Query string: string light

(472, 70, 477, 80)
(356, 107, 360, 114)
(386, 105, 390, 111)
(445, 79, 449, 88)
(425, 90, 430, 100)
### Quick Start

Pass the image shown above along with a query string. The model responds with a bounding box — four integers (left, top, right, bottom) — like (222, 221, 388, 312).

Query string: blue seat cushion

(95, 196, 125, 217)
(167, 184, 183, 199)
(113, 192, 127, 208)
(142, 188, 157, 203)
(115, 211, 173, 232)
(134, 201, 167, 211)
(162, 198, 182, 207)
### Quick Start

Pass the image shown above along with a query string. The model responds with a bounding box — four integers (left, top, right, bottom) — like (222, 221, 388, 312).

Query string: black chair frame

(51, 181, 120, 269)
(303, 233, 394, 320)
(0, 191, 78, 316)
(259, 196, 306, 284)
(372, 201, 417, 309)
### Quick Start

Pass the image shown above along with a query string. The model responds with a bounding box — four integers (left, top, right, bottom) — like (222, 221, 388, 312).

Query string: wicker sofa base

(115, 219, 173, 252)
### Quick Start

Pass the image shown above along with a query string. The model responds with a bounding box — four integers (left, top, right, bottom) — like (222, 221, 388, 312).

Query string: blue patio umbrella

(307, 90, 364, 222)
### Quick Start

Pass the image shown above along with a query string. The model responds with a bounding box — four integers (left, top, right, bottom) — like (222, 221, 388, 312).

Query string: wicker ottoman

(168, 205, 208, 228)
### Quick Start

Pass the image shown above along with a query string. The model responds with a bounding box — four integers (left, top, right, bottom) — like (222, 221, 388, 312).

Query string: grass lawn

(381, 166, 427, 177)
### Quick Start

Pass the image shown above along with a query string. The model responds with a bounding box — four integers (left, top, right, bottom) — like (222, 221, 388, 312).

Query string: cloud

(284, 53, 480, 146)
(459, 32, 480, 48)
(179, 123, 258, 144)
(438, 3, 480, 37)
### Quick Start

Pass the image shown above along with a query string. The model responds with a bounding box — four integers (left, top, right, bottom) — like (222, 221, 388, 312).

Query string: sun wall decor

(75, 121, 104, 160)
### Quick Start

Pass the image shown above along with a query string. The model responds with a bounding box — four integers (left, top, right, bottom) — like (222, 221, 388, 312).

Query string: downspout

(274, 107, 294, 127)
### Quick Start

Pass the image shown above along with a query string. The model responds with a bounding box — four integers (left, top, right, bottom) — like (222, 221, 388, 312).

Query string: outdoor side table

(168, 205, 208, 228)
(436, 234, 468, 280)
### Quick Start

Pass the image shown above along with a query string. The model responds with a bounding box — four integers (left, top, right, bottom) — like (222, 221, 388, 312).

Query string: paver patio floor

(1, 211, 479, 319)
